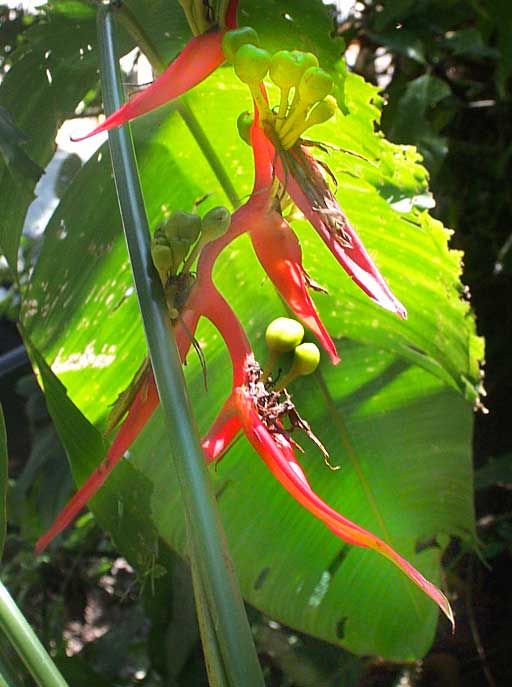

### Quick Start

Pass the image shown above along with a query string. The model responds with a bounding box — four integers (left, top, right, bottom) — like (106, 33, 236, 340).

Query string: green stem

(0, 583, 69, 687)
(176, 100, 241, 210)
(96, 8, 264, 687)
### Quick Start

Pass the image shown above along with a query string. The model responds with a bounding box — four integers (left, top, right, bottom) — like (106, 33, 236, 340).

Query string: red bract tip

(71, 31, 226, 142)
(279, 146, 407, 318)
(217, 386, 454, 627)
(35, 369, 159, 554)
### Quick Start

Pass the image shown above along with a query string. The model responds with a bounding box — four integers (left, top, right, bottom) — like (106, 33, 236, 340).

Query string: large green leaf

(16, 0, 480, 661)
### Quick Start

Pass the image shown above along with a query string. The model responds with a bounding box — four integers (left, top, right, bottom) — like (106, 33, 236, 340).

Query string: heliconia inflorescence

(36, 0, 457, 630)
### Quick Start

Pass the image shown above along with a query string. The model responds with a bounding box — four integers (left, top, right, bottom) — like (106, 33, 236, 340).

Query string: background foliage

(0, 0, 510, 685)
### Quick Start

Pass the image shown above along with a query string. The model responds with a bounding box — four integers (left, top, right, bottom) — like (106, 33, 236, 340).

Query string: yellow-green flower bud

(151, 243, 173, 274)
(164, 211, 201, 244)
(298, 67, 333, 105)
(168, 237, 190, 271)
(291, 50, 319, 74)
(269, 50, 304, 90)
(234, 44, 271, 84)
(306, 95, 337, 128)
(153, 224, 169, 246)
(201, 206, 231, 242)
(222, 27, 260, 63)
(177, 217, 201, 243)
(289, 342, 320, 377)
(237, 110, 254, 145)
(265, 317, 304, 354)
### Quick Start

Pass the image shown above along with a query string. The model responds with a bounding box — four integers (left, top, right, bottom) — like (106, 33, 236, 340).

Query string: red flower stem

(193, 280, 251, 386)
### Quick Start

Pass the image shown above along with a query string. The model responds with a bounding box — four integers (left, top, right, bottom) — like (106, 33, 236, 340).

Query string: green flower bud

(289, 342, 320, 377)
(168, 237, 191, 271)
(201, 206, 231, 242)
(151, 243, 173, 273)
(164, 211, 201, 244)
(306, 95, 337, 128)
(153, 224, 169, 246)
(234, 44, 271, 84)
(265, 317, 304, 354)
(177, 217, 201, 243)
(222, 26, 260, 63)
(237, 110, 254, 145)
(269, 50, 304, 90)
(298, 67, 333, 105)
(291, 50, 319, 74)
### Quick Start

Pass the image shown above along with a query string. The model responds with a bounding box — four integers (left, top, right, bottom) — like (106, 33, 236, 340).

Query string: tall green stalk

(96, 6, 264, 686)
(0, 583, 69, 687)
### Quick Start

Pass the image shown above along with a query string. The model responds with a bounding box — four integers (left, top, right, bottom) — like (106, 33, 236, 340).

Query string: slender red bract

(72, 31, 226, 142)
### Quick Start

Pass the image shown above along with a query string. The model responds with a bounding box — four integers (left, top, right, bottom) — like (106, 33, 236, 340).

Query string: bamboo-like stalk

(0, 583, 69, 687)
(96, 7, 264, 686)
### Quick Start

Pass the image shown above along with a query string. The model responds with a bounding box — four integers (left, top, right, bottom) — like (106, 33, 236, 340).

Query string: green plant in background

(0, 0, 488, 684)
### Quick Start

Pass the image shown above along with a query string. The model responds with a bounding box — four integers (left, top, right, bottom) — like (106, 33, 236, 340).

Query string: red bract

(35, 319, 188, 554)
(202, 358, 454, 628)
(35, 368, 159, 554)
(72, 1, 239, 142)
(250, 216, 339, 364)
(276, 144, 407, 318)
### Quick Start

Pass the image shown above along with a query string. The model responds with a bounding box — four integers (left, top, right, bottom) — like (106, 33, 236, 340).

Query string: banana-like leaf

(10, 0, 481, 661)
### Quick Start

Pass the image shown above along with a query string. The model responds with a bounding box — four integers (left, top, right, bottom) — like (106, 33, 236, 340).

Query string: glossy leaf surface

(6, 0, 481, 661)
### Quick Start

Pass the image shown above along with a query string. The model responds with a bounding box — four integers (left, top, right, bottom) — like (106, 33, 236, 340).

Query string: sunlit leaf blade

(19, 6, 480, 661)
